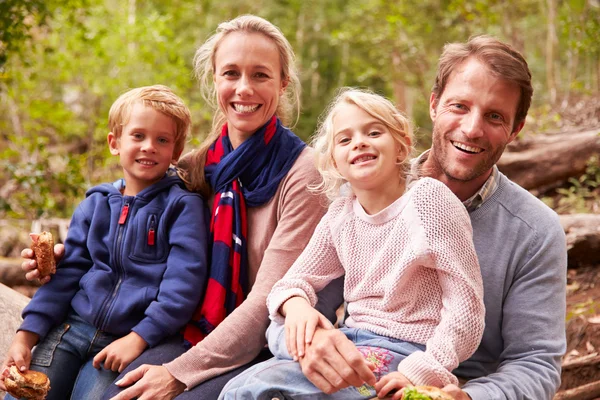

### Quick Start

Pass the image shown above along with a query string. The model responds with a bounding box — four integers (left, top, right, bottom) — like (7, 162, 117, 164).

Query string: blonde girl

(220, 88, 485, 400)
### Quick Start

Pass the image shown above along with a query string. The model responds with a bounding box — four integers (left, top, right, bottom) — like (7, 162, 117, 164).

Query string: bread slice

(404, 385, 455, 400)
(30, 231, 56, 278)
(4, 365, 50, 400)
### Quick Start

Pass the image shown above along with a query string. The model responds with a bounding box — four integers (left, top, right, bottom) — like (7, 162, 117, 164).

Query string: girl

(220, 88, 485, 400)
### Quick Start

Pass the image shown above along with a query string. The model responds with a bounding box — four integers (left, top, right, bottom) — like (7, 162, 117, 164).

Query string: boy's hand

(21, 244, 65, 284)
(93, 332, 148, 373)
(281, 296, 334, 361)
(374, 371, 413, 399)
(0, 331, 39, 391)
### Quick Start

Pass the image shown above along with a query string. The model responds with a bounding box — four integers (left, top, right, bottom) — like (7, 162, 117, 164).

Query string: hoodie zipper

(97, 198, 131, 330)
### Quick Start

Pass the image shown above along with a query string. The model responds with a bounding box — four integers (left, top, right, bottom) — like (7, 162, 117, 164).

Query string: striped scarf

(183, 116, 306, 346)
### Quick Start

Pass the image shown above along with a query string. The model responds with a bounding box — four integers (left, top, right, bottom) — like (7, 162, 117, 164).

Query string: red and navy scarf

(183, 116, 306, 346)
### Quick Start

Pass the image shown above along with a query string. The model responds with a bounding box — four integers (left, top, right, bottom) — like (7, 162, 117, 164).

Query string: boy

(1, 85, 208, 400)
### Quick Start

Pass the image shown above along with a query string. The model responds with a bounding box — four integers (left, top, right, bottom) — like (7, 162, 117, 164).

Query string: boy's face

(108, 103, 179, 196)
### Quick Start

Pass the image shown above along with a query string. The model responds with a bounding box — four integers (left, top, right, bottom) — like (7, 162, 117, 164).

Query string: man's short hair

(432, 35, 533, 131)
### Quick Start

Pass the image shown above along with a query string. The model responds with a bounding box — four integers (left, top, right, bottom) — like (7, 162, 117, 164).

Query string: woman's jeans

(5, 311, 120, 400)
(219, 327, 426, 400)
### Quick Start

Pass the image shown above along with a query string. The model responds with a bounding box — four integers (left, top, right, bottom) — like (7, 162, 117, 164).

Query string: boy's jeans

(220, 327, 426, 400)
(5, 311, 121, 400)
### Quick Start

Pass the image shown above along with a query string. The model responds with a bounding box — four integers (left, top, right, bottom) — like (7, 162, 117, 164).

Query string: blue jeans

(219, 327, 426, 400)
(5, 311, 121, 400)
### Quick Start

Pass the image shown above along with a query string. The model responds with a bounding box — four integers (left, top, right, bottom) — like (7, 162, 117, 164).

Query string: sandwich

(30, 232, 56, 279)
(4, 365, 50, 400)
(403, 385, 455, 400)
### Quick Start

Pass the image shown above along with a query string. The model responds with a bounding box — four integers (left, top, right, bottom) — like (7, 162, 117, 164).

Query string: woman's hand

(374, 371, 412, 399)
(110, 364, 186, 400)
(281, 296, 333, 360)
(93, 332, 148, 373)
(21, 243, 65, 284)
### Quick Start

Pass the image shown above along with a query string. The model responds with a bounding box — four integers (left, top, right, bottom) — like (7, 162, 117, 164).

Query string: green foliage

(554, 155, 600, 213)
(0, 0, 599, 219)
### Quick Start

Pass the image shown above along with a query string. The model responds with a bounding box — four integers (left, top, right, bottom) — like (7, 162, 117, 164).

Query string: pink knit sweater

(267, 177, 485, 387)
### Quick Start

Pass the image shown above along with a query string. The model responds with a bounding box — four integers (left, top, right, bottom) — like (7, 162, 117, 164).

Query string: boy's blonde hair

(311, 88, 414, 200)
(180, 15, 300, 198)
(108, 85, 191, 158)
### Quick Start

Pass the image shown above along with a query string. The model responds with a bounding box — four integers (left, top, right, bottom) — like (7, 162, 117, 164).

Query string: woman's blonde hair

(179, 15, 301, 197)
(311, 88, 414, 200)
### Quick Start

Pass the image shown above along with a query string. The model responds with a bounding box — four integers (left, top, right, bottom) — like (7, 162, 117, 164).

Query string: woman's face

(214, 31, 287, 143)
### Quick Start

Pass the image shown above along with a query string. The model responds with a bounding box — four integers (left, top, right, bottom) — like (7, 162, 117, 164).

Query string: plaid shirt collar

(409, 150, 499, 212)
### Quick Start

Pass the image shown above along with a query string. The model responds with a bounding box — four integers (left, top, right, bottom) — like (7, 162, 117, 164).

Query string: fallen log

(498, 129, 600, 192)
(560, 214, 600, 268)
(554, 380, 600, 400)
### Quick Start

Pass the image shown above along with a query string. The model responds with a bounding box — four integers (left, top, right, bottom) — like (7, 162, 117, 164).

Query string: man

(285, 35, 567, 400)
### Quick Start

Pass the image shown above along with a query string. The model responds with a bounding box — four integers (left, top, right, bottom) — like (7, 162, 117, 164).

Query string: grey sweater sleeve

(462, 198, 567, 399)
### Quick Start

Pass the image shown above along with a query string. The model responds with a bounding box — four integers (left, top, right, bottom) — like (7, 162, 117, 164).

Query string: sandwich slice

(403, 385, 455, 400)
(4, 365, 50, 400)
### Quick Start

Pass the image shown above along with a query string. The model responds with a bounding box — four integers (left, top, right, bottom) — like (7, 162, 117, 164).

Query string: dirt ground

(562, 265, 600, 392)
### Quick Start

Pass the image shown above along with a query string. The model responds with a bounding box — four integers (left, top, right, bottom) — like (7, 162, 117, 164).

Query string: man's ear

(429, 93, 438, 121)
(108, 132, 120, 155)
(508, 120, 525, 144)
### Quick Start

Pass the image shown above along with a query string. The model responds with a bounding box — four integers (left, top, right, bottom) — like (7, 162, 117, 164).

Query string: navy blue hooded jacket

(20, 174, 208, 347)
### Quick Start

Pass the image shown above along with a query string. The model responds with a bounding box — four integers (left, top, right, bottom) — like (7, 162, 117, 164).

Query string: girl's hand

(374, 371, 413, 399)
(21, 244, 65, 284)
(281, 296, 334, 360)
(93, 332, 148, 373)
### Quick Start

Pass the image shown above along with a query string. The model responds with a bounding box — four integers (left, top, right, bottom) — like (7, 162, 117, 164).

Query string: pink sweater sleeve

(164, 150, 327, 389)
(267, 202, 346, 323)
(397, 178, 485, 387)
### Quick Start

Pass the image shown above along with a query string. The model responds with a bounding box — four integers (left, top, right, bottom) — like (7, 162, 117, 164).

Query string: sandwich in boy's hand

(30, 231, 56, 279)
(4, 365, 50, 400)
(402, 385, 455, 400)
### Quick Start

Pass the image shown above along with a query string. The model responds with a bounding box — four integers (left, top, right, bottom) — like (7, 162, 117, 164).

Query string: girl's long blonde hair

(179, 15, 301, 198)
(311, 88, 414, 200)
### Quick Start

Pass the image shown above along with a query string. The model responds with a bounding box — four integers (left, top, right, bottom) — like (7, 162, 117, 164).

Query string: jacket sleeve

(132, 193, 208, 347)
(462, 213, 567, 400)
(20, 203, 94, 339)
(164, 151, 328, 389)
(397, 178, 485, 387)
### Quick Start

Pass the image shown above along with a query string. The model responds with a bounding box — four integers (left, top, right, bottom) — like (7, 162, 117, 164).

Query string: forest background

(0, 0, 599, 220)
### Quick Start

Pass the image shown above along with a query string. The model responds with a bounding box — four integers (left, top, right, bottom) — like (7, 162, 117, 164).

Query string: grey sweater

(267, 171, 567, 400)
(457, 172, 567, 399)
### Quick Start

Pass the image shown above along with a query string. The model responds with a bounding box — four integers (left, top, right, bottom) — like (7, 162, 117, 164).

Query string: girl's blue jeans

(219, 327, 426, 400)
(5, 311, 121, 400)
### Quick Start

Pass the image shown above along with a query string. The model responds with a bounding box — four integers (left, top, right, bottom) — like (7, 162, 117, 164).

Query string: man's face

(427, 58, 524, 197)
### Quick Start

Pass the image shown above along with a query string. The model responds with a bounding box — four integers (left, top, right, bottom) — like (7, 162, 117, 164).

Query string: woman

(21, 15, 334, 399)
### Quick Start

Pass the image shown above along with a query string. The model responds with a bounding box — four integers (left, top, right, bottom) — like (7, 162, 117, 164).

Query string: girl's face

(213, 31, 287, 144)
(332, 103, 406, 194)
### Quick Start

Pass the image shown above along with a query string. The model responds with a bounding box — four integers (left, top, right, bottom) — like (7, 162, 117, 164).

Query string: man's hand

(93, 332, 148, 373)
(299, 327, 376, 394)
(110, 364, 186, 400)
(281, 296, 334, 360)
(442, 384, 471, 399)
(21, 243, 65, 284)
(374, 371, 412, 399)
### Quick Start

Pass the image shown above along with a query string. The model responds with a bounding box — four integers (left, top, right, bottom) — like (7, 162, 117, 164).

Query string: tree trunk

(497, 129, 600, 191)
(546, 0, 558, 105)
